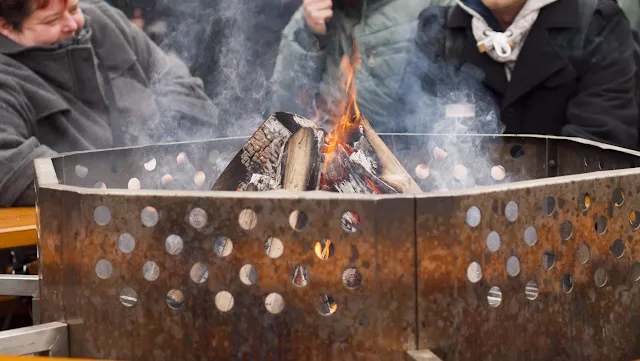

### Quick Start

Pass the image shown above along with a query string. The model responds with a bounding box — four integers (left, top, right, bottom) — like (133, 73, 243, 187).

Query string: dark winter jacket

(400, 0, 638, 148)
(267, 0, 455, 132)
(0, 0, 222, 207)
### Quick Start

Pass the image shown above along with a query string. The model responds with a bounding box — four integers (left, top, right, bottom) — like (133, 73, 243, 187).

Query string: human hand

(303, 0, 333, 35)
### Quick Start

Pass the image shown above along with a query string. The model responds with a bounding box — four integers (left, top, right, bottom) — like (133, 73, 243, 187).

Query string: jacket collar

(447, 0, 582, 107)
(448, 0, 581, 29)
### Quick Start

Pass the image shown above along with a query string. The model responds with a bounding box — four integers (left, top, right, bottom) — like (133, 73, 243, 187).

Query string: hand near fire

(303, 0, 333, 35)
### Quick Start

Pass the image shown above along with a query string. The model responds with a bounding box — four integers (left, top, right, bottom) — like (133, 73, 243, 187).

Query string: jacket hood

(0, 27, 96, 96)
(0, 27, 92, 56)
(458, 0, 502, 30)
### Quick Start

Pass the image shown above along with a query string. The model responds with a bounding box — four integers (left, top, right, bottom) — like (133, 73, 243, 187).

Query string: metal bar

(31, 297, 41, 325)
(0, 322, 68, 356)
(407, 350, 444, 361)
(0, 274, 40, 297)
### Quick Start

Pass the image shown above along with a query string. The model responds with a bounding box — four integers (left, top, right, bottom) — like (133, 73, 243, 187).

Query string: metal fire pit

(33, 132, 640, 361)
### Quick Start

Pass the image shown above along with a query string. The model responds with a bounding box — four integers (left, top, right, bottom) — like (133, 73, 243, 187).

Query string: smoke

(397, 44, 508, 191)
(149, 0, 298, 137)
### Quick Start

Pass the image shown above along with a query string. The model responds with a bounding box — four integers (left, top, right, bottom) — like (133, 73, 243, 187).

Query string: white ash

(238, 173, 280, 191)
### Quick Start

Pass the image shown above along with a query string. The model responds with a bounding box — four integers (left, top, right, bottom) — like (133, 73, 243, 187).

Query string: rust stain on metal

(35, 133, 640, 361)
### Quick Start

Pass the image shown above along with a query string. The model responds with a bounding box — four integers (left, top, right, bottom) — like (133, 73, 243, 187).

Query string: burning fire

(318, 44, 386, 194)
(324, 51, 362, 154)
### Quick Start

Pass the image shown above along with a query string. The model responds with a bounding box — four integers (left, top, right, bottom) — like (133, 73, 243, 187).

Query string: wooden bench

(0, 208, 37, 250)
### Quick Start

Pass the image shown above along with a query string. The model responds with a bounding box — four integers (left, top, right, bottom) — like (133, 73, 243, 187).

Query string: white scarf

(456, 0, 558, 80)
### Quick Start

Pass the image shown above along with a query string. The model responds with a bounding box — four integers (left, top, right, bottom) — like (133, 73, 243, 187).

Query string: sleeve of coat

(87, 0, 225, 140)
(0, 90, 57, 207)
(562, 1, 639, 148)
(266, 7, 328, 118)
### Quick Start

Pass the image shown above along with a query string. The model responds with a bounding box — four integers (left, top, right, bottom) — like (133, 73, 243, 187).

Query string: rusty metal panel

(35, 134, 640, 361)
(416, 169, 640, 360)
(38, 187, 415, 361)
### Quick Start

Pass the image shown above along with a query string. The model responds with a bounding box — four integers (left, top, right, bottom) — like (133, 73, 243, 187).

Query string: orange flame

(324, 47, 362, 154)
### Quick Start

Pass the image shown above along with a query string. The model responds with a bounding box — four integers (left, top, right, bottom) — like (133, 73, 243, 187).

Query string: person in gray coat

(267, 0, 455, 132)
(0, 0, 223, 207)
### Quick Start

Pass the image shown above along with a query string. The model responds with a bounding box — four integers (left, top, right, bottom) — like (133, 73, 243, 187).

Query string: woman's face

(1, 0, 85, 47)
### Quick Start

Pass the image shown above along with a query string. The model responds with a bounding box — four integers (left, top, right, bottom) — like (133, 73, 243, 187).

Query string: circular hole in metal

(560, 221, 573, 240)
(165, 235, 184, 256)
(595, 216, 608, 235)
(161, 174, 174, 187)
(341, 211, 360, 233)
(75, 165, 88, 178)
(143, 158, 157, 171)
(239, 209, 258, 230)
(580, 192, 591, 211)
(127, 178, 141, 191)
(524, 226, 537, 246)
(265, 293, 285, 315)
(166, 289, 184, 310)
(117, 233, 135, 254)
(264, 237, 284, 259)
(342, 268, 362, 290)
(594, 268, 608, 288)
(239, 264, 258, 286)
(189, 207, 207, 229)
(315, 239, 335, 260)
(215, 291, 234, 312)
(630, 262, 640, 282)
(415, 164, 430, 179)
(110, 156, 124, 174)
(466, 206, 481, 228)
(542, 250, 556, 270)
(176, 152, 187, 166)
(452, 164, 468, 181)
(189, 262, 209, 284)
(93, 206, 111, 226)
(291, 265, 309, 287)
(142, 261, 160, 282)
(506, 256, 521, 277)
(575, 244, 590, 264)
(491, 165, 506, 181)
(289, 210, 308, 231)
(214, 236, 233, 257)
(467, 262, 482, 283)
(487, 286, 502, 307)
(95, 259, 113, 279)
(194, 171, 206, 186)
(630, 211, 640, 230)
(510, 145, 525, 159)
(141, 207, 158, 227)
(542, 196, 555, 216)
(119, 287, 138, 307)
(613, 187, 625, 207)
(486, 231, 501, 253)
(561, 273, 574, 293)
(315, 294, 337, 316)
(94, 181, 107, 189)
(610, 239, 625, 258)
(525, 281, 539, 301)
(505, 201, 518, 222)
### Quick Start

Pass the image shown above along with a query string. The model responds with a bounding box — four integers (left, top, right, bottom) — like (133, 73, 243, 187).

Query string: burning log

(212, 111, 421, 195)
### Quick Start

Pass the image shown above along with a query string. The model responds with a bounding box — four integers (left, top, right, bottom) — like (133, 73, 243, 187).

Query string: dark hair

(0, 0, 56, 30)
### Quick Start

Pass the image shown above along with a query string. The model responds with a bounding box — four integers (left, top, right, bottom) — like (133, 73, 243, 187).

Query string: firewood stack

(211, 111, 422, 195)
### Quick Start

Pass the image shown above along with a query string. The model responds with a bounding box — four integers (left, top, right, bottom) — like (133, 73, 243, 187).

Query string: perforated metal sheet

(36, 133, 640, 361)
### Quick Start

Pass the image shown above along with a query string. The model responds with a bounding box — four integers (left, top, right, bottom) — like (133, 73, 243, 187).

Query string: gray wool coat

(0, 0, 223, 207)
(267, 0, 456, 132)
